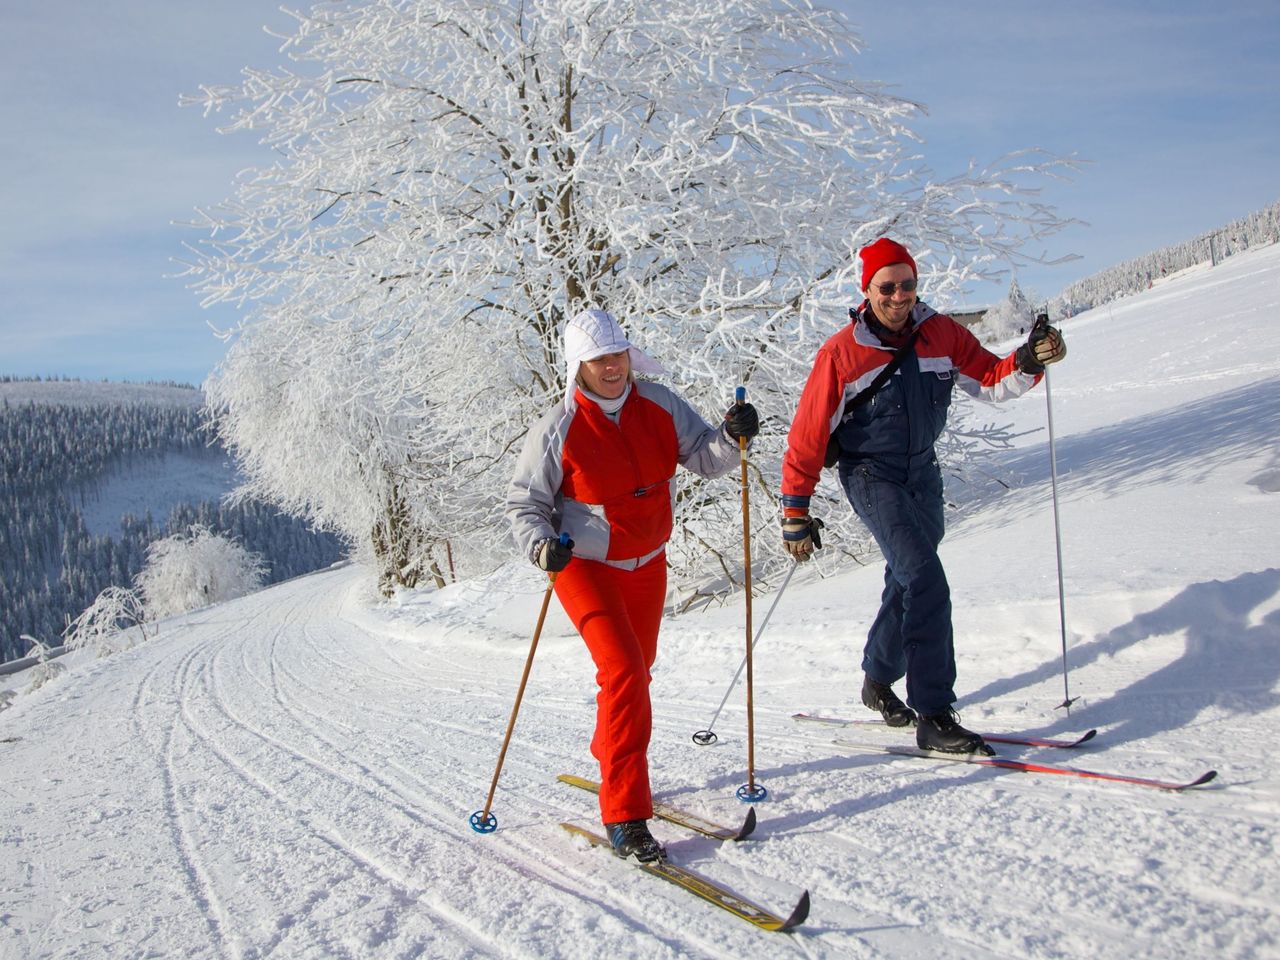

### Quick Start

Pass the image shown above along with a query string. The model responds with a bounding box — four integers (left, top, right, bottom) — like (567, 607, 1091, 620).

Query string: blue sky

(2, 2, 1277, 386)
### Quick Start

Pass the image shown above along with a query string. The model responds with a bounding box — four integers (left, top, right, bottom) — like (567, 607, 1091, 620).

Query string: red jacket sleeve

(781, 339, 846, 510)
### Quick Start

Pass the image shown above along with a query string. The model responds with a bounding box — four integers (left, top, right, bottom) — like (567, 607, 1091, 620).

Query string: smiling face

(578, 349, 632, 399)
(867, 263, 918, 333)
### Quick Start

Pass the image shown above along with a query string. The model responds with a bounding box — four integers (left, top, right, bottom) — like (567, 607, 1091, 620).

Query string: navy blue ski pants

(840, 453, 956, 716)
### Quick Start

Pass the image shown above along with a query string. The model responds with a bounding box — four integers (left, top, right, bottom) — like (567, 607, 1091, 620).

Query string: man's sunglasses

(874, 278, 918, 295)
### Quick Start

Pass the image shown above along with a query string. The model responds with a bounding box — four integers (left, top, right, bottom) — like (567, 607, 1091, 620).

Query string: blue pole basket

(736, 783, 768, 803)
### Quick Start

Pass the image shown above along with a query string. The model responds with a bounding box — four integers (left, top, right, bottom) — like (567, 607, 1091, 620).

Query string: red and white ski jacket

(507, 382, 740, 569)
(781, 302, 1041, 510)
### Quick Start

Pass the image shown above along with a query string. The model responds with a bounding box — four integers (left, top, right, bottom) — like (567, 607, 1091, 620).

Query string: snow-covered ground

(3, 244, 1279, 959)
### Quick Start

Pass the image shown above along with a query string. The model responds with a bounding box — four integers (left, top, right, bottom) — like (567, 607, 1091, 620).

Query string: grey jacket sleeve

(636, 382, 740, 480)
(505, 404, 572, 564)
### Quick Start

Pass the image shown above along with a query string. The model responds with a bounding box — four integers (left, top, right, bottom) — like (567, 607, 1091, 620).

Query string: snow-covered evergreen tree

(185, 0, 1078, 593)
(971, 278, 1038, 346)
(135, 525, 266, 619)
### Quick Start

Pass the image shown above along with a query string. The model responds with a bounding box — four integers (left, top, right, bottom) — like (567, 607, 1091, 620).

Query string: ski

(794, 712, 1097, 749)
(560, 822, 809, 932)
(557, 773, 756, 841)
(838, 740, 1217, 792)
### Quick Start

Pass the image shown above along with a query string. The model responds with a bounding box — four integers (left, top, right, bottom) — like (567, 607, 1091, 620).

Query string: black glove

(1016, 314, 1067, 374)
(723, 402, 760, 441)
(781, 515, 824, 561)
(535, 536, 574, 572)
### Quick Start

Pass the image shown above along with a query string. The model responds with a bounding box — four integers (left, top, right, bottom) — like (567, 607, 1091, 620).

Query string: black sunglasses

(875, 278, 918, 295)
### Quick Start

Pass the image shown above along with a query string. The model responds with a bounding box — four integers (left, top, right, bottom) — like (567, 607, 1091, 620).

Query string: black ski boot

(605, 819, 666, 863)
(861, 675, 916, 727)
(916, 710, 995, 756)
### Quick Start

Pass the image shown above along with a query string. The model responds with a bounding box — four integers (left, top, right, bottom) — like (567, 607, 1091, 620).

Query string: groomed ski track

(3, 559, 1273, 959)
(7, 246, 1280, 957)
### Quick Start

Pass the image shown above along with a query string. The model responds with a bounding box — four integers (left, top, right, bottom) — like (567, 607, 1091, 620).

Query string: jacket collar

(850, 300, 935, 350)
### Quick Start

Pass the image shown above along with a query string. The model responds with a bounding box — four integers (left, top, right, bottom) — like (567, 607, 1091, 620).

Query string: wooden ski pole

(733, 386, 766, 803)
(470, 534, 568, 833)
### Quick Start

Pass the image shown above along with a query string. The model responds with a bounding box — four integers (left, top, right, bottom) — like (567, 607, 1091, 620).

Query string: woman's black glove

(723, 402, 760, 441)
(535, 536, 574, 572)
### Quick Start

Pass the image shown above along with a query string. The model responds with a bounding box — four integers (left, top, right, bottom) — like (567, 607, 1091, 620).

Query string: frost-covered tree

(63, 586, 151, 658)
(136, 525, 266, 619)
(971, 278, 1037, 346)
(184, 0, 1078, 594)
(20, 635, 65, 693)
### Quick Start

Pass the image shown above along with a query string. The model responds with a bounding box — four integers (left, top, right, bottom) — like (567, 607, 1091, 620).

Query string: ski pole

(470, 533, 569, 833)
(692, 559, 797, 746)
(732, 386, 767, 803)
(1034, 314, 1077, 714)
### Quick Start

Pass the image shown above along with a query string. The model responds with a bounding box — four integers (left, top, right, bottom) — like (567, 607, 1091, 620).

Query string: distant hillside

(0, 379, 346, 663)
(1051, 198, 1280, 314)
(0, 377, 204, 408)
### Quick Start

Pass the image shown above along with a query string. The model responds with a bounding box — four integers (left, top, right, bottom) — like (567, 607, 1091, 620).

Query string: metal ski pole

(470, 533, 569, 833)
(692, 560, 798, 746)
(1034, 313, 1077, 714)
(731, 386, 767, 803)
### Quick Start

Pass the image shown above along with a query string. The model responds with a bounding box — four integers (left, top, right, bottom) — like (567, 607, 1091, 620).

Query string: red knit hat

(859, 238, 917, 291)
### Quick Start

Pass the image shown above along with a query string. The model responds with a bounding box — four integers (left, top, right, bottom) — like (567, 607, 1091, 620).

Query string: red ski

(793, 712, 1097, 749)
(860, 742, 1218, 792)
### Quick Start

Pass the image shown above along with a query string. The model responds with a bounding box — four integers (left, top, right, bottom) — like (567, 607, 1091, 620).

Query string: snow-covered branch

(185, 0, 1078, 593)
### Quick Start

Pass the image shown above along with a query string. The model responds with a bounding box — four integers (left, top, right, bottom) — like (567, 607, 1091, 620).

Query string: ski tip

(779, 889, 811, 931)
(1188, 769, 1218, 789)
(1078, 728, 1099, 745)
(737, 804, 758, 841)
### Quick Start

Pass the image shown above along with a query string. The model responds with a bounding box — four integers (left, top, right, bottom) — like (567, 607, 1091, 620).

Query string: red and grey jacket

(507, 382, 740, 569)
(781, 301, 1041, 512)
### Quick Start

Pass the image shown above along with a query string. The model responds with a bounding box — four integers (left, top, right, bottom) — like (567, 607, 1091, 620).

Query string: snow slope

(3, 244, 1279, 959)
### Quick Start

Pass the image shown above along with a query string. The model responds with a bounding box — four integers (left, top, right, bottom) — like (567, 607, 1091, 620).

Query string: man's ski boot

(605, 819, 666, 863)
(917, 710, 995, 756)
(861, 675, 917, 727)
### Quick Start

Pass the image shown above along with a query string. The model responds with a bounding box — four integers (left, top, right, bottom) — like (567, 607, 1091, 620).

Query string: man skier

(779, 238, 1066, 754)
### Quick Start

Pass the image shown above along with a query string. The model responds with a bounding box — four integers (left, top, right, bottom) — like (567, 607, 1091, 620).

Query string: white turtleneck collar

(579, 382, 632, 420)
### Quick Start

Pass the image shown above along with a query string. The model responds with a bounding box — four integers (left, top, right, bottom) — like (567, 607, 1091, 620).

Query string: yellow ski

(559, 822, 808, 932)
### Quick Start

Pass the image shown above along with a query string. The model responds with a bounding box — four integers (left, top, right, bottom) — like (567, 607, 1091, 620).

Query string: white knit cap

(563, 308, 665, 410)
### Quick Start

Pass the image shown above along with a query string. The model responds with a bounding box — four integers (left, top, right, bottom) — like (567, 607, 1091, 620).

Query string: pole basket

(469, 810, 498, 834)
(691, 729, 718, 746)
(736, 783, 768, 803)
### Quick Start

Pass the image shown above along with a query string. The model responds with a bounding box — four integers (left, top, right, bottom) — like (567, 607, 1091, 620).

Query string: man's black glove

(781, 515, 824, 562)
(1016, 314, 1067, 375)
(535, 536, 574, 572)
(723, 402, 760, 441)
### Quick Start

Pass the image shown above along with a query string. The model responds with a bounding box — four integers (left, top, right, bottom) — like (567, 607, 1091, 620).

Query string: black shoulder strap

(841, 327, 922, 418)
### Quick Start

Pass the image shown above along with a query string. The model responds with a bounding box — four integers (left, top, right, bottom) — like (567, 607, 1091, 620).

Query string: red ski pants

(554, 553, 667, 824)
